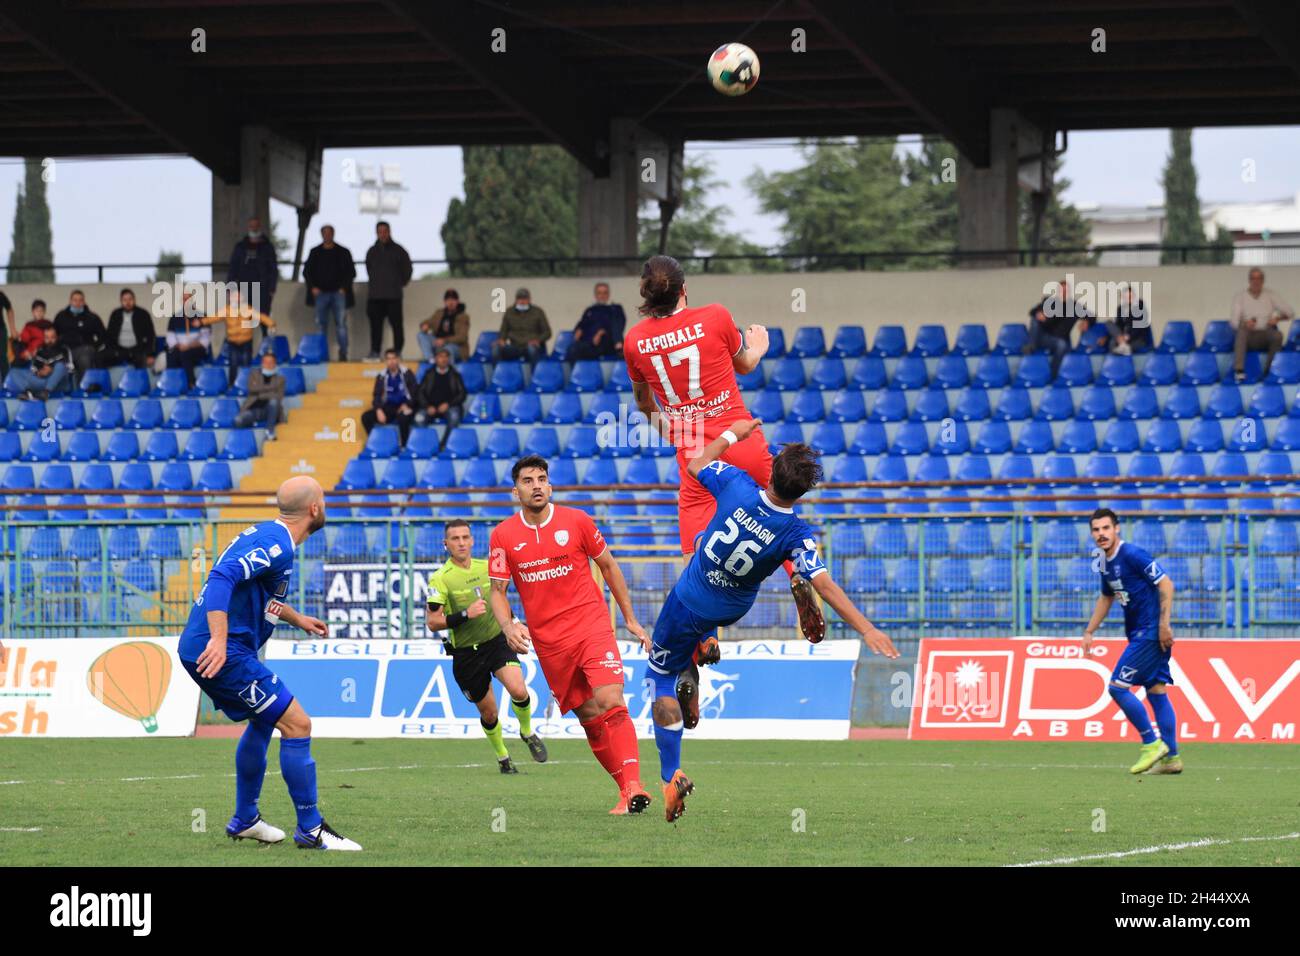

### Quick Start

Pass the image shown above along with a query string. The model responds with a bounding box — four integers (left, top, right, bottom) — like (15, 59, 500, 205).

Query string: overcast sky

(1, 126, 1297, 285)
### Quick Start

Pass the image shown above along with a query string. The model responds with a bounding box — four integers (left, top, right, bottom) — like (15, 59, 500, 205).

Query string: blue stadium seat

(1056, 352, 1094, 387)
(483, 427, 521, 460)
(890, 355, 929, 391)
(543, 392, 583, 424)
(1127, 453, 1163, 479)
(764, 328, 785, 358)
(605, 362, 632, 393)
(459, 458, 499, 488)
(848, 422, 888, 455)
(562, 426, 599, 459)
(145, 525, 184, 560)
(1042, 454, 1078, 483)
(520, 426, 559, 459)
(910, 388, 950, 422)
(0, 432, 20, 461)
(911, 325, 948, 358)
(1132, 520, 1167, 555)
(376, 459, 417, 490)
(1013, 354, 1052, 388)
(192, 366, 227, 397)
(152, 368, 188, 398)
(1185, 418, 1224, 453)
(293, 333, 327, 365)
(583, 392, 623, 426)
(831, 455, 867, 482)
(808, 357, 846, 391)
(746, 390, 782, 424)
(1271, 418, 1300, 451)
(809, 422, 846, 455)
(998, 454, 1035, 481)
(73, 368, 111, 397)
(1257, 451, 1293, 480)
(163, 398, 200, 430)
(953, 387, 991, 422)
(787, 390, 825, 423)
(867, 390, 908, 422)
(915, 455, 950, 482)
(1099, 419, 1140, 453)
(1199, 320, 1234, 353)
(107, 526, 142, 560)
(955, 455, 993, 484)
(828, 389, 866, 423)
(953, 324, 989, 356)
(1168, 452, 1206, 479)
(1137, 352, 1178, 386)
(828, 325, 866, 359)
(625, 458, 661, 484)
(54, 400, 85, 430)
(736, 365, 765, 390)
(1161, 385, 1201, 420)
(471, 331, 498, 362)
(1180, 351, 1222, 386)
(849, 356, 887, 390)
(962, 355, 1004, 391)
(1142, 418, 1183, 453)
(972, 420, 1013, 455)
(459, 362, 486, 393)
(37, 463, 72, 492)
(790, 326, 826, 358)
(1084, 454, 1120, 481)
(990, 387, 1030, 422)
(1158, 321, 1195, 353)
(769, 422, 805, 451)
(278, 367, 306, 398)
(336, 459, 375, 490)
(933, 354, 969, 390)
(22, 433, 59, 462)
(870, 325, 906, 357)
(12, 400, 47, 431)
(993, 323, 1029, 356)
(872, 455, 910, 482)
(1035, 385, 1074, 421)
(567, 360, 605, 393)
(181, 430, 217, 460)
(203, 398, 240, 429)
(76, 462, 114, 492)
(581, 459, 618, 486)
(158, 460, 194, 491)
(141, 431, 178, 461)
(65, 431, 100, 462)
(1266, 352, 1300, 385)
(103, 431, 140, 461)
(417, 458, 456, 489)
(111, 367, 150, 398)
(1077, 322, 1110, 354)
(219, 429, 256, 462)
(118, 462, 153, 491)
(1248, 384, 1287, 418)
(442, 428, 480, 460)
(464, 393, 501, 425)
(769, 356, 806, 391)
(490, 361, 525, 393)
(1097, 354, 1136, 387)
(1204, 384, 1243, 419)
(1118, 385, 1159, 420)
(1013, 420, 1055, 454)
(504, 392, 542, 424)
(126, 399, 163, 430)
(932, 421, 970, 456)
(361, 425, 401, 459)
(1076, 385, 1116, 421)
(1058, 420, 1097, 454)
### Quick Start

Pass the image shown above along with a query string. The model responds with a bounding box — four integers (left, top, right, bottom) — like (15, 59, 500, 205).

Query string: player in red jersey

(624, 254, 825, 662)
(487, 454, 654, 814)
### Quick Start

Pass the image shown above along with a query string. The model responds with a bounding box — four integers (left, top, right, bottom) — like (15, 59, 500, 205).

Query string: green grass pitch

(2, 738, 1296, 866)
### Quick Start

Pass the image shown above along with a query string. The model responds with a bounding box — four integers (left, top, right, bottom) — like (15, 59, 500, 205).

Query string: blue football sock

(279, 736, 323, 832)
(1147, 692, 1178, 756)
(654, 720, 683, 783)
(234, 720, 273, 823)
(1109, 685, 1157, 744)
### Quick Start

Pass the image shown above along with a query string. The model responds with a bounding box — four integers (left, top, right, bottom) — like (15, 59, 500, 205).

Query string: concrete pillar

(577, 118, 641, 277)
(957, 109, 1041, 268)
(211, 127, 273, 281)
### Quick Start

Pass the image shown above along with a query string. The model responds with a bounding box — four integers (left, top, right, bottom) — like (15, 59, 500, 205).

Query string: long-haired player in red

(488, 454, 654, 814)
(624, 255, 825, 685)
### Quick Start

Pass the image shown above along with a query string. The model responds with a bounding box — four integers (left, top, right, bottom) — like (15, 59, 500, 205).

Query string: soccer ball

(707, 43, 760, 96)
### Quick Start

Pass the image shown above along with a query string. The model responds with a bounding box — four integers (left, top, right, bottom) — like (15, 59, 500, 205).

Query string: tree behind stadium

(7, 157, 54, 282)
(1161, 128, 1234, 265)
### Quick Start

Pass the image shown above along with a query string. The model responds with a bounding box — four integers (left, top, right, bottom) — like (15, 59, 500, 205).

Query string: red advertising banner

(908, 639, 1300, 744)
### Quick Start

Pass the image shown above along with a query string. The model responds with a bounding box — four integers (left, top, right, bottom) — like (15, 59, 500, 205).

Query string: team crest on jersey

(554, 530, 569, 547)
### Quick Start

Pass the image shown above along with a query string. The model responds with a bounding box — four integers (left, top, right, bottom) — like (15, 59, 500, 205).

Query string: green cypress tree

(7, 158, 54, 282)
(1160, 128, 1225, 264)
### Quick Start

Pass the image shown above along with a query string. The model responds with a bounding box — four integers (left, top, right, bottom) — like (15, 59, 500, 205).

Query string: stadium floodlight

(380, 164, 403, 187)
(379, 192, 402, 214)
(357, 187, 381, 214)
(358, 163, 379, 186)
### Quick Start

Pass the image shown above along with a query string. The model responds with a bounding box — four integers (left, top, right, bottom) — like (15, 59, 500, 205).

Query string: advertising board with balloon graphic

(0, 639, 200, 737)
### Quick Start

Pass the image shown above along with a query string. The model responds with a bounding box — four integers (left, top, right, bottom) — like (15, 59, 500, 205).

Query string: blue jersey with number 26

(674, 461, 826, 622)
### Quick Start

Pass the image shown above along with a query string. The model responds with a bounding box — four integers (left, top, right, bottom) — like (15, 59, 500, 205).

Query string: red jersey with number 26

(624, 303, 747, 430)
(488, 504, 610, 645)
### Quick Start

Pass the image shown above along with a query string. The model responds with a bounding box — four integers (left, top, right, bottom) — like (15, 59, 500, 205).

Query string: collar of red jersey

(517, 502, 556, 531)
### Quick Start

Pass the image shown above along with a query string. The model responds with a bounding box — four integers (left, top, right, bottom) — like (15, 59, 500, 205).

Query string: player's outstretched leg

(276, 701, 362, 850)
(499, 665, 546, 763)
(577, 687, 649, 815)
(788, 566, 826, 644)
(227, 719, 285, 843)
(1146, 686, 1182, 774)
(676, 660, 701, 730)
(650, 670, 693, 823)
(1108, 683, 1167, 774)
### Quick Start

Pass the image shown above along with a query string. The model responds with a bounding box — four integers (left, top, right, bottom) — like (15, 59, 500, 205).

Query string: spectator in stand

(202, 288, 276, 386)
(165, 292, 211, 388)
(1027, 278, 1093, 378)
(226, 216, 279, 316)
(235, 352, 285, 440)
(17, 300, 53, 364)
(362, 348, 418, 446)
(364, 221, 413, 359)
(1232, 267, 1294, 382)
(303, 224, 355, 362)
(54, 289, 106, 387)
(415, 347, 467, 451)
(1100, 284, 1152, 356)
(0, 288, 15, 379)
(493, 288, 551, 364)
(5, 325, 72, 400)
(566, 281, 626, 361)
(100, 288, 158, 369)
(418, 288, 470, 363)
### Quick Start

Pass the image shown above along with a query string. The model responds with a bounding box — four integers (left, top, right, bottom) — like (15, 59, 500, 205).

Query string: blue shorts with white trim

(181, 648, 294, 728)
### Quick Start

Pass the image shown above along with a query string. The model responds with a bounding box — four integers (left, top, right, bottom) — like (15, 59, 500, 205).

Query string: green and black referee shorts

(449, 632, 520, 703)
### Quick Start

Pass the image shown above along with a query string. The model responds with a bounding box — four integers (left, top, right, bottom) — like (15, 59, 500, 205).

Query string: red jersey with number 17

(624, 303, 748, 430)
(488, 504, 610, 644)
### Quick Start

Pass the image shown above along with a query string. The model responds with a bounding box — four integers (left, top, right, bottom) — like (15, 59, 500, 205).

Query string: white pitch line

(1008, 831, 1300, 867)
(0, 827, 42, 832)
(0, 780, 26, 785)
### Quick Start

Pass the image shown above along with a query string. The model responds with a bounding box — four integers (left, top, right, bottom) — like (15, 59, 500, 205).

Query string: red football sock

(601, 705, 642, 789)
(783, 559, 796, 578)
(581, 712, 625, 789)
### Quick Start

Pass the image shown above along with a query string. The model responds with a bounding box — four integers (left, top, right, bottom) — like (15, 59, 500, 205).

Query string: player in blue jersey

(1082, 508, 1181, 775)
(646, 417, 899, 821)
(179, 475, 362, 850)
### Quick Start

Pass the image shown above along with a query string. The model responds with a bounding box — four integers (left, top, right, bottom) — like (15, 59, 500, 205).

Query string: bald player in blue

(1082, 507, 1181, 776)
(179, 475, 362, 850)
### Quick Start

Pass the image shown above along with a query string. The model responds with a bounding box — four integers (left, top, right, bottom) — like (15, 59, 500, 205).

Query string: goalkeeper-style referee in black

(426, 519, 548, 773)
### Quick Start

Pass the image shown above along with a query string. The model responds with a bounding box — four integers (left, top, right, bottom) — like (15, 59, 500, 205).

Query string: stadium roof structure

(1, 0, 1298, 179)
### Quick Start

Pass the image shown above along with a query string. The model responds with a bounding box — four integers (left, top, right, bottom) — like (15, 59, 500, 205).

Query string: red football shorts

(533, 626, 627, 714)
(676, 425, 773, 554)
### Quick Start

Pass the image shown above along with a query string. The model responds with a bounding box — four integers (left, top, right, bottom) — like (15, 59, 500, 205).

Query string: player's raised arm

(685, 417, 762, 480)
(732, 324, 768, 375)
(1082, 593, 1115, 657)
(808, 572, 899, 658)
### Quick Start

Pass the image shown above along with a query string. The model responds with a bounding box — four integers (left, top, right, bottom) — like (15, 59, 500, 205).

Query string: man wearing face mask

(235, 352, 286, 440)
(53, 289, 106, 387)
(226, 216, 280, 318)
(492, 288, 550, 364)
